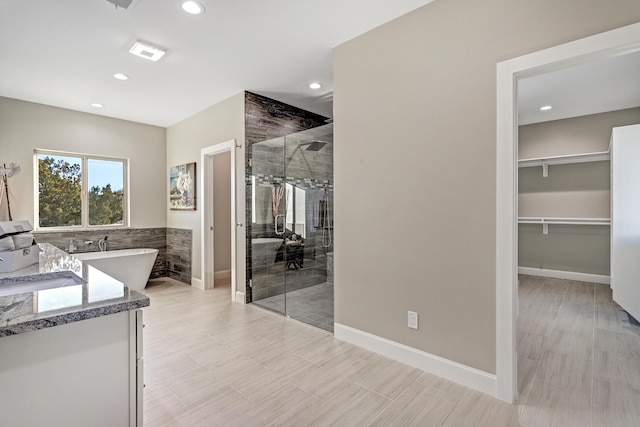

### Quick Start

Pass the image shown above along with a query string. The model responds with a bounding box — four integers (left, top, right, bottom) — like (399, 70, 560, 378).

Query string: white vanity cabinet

(0, 244, 149, 427)
(0, 309, 144, 427)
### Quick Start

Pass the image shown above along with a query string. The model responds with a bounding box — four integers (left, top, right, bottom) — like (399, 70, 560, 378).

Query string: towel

(12, 233, 35, 249)
(0, 236, 15, 251)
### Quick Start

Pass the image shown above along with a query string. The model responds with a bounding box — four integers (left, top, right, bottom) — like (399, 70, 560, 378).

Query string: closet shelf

(518, 217, 611, 225)
(518, 217, 610, 234)
(518, 151, 610, 177)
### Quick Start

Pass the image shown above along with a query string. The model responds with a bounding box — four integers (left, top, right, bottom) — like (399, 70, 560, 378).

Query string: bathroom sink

(0, 273, 85, 297)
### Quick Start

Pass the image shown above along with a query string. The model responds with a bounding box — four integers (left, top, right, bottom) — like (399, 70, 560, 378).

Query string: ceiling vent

(129, 41, 166, 61)
(106, 0, 133, 9)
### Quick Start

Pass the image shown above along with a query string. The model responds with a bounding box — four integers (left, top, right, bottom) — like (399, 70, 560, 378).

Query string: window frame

(34, 149, 130, 230)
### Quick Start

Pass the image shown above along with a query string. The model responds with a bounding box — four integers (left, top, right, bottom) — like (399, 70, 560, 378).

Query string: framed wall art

(169, 162, 196, 210)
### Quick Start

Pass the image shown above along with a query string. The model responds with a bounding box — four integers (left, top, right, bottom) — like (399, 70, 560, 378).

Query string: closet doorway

(496, 22, 640, 403)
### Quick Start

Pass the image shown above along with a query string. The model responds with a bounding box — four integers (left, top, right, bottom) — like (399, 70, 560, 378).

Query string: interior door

(611, 124, 640, 322)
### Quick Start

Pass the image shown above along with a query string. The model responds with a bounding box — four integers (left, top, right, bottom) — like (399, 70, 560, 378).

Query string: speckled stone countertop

(0, 243, 149, 337)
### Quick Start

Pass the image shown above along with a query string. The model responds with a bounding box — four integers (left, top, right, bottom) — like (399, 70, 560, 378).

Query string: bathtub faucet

(67, 238, 77, 253)
(98, 236, 108, 252)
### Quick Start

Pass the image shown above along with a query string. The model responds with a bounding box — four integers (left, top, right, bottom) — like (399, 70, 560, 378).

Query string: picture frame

(169, 162, 196, 210)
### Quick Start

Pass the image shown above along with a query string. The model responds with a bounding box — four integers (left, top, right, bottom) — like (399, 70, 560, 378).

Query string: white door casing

(496, 22, 640, 403)
(201, 139, 245, 302)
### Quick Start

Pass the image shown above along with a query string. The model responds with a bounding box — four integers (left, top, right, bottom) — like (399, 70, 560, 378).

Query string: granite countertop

(0, 243, 149, 337)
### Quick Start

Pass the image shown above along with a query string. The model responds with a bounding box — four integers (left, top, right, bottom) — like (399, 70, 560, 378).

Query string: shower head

(286, 139, 329, 168)
(305, 141, 328, 151)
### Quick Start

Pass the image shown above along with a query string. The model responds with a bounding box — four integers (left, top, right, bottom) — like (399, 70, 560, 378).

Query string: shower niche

(248, 123, 334, 331)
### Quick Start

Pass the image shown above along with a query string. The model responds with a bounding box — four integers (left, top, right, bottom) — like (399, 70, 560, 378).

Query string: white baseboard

(191, 277, 204, 290)
(235, 291, 245, 304)
(518, 267, 610, 285)
(191, 272, 231, 291)
(334, 323, 496, 397)
(214, 270, 231, 280)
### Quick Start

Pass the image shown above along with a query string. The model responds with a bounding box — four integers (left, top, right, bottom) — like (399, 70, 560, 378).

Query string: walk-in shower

(248, 123, 334, 331)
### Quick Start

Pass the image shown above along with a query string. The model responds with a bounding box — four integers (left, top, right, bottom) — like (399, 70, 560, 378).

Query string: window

(285, 183, 306, 238)
(35, 150, 128, 229)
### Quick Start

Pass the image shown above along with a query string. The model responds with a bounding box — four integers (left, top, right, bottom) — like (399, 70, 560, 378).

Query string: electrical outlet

(408, 311, 418, 329)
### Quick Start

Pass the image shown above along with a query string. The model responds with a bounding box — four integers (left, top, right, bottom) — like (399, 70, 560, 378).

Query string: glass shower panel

(249, 123, 334, 331)
(282, 126, 334, 331)
(250, 136, 286, 314)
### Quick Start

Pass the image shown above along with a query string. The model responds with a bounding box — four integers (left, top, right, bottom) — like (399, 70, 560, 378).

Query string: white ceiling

(3, 1, 638, 129)
(518, 50, 640, 125)
(0, 0, 434, 127)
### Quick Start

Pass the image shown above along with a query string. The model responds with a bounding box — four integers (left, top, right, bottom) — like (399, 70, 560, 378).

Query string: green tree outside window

(37, 153, 126, 228)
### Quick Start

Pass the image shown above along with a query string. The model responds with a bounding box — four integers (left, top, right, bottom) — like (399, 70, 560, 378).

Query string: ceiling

(0, 0, 434, 128)
(3, 1, 638, 129)
(518, 50, 640, 125)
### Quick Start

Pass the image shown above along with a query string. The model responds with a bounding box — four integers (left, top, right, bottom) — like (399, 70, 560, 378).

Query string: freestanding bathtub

(251, 238, 283, 268)
(73, 248, 159, 292)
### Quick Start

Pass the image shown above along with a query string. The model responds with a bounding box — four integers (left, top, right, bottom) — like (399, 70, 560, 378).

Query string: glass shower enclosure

(249, 123, 334, 331)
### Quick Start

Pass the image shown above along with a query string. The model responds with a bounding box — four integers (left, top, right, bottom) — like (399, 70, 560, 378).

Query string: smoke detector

(106, 0, 133, 9)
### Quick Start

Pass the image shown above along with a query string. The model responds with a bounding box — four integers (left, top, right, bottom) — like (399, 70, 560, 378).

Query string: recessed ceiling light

(540, 105, 553, 111)
(309, 82, 322, 90)
(91, 103, 104, 108)
(181, 1, 204, 14)
(113, 73, 129, 81)
(129, 41, 166, 62)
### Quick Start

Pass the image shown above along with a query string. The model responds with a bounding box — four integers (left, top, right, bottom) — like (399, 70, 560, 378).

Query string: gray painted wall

(518, 108, 640, 276)
(519, 161, 610, 219)
(334, 0, 640, 375)
(0, 97, 166, 227)
(518, 224, 610, 275)
(166, 92, 245, 290)
(213, 151, 232, 272)
(519, 108, 640, 159)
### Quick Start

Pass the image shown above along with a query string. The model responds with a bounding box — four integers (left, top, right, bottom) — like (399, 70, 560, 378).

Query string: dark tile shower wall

(249, 176, 334, 301)
(250, 138, 333, 183)
(35, 227, 193, 284)
(244, 91, 329, 303)
(304, 188, 334, 285)
(166, 227, 192, 284)
(245, 92, 329, 146)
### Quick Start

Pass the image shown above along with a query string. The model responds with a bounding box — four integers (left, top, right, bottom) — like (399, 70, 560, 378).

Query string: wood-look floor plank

(296, 383, 392, 426)
(519, 379, 592, 427)
(444, 389, 520, 427)
(371, 381, 459, 426)
(536, 350, 592, 389)
(417, 372, 470, 398)
(354, 356, 423, 399)
(592, 379, 640, 427)
(141, 276, 640, 426)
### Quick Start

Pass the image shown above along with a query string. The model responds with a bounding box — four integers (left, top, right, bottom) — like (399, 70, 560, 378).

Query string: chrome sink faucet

(67, 238, 77, 253)
(98, 236, 108, 252)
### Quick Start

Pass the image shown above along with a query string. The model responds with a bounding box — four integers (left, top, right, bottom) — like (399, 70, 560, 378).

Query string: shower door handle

(275, 214, 285, 235)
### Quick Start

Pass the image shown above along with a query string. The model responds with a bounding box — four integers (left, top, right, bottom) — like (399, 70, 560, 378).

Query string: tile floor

(142, 275, 640, 426)
(516, 275, 640, 427)
(253, 282, 334, 332)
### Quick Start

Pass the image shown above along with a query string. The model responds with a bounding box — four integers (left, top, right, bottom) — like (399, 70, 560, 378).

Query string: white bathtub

(251, 238, 283, 268)
(73, 248, 159, 292)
